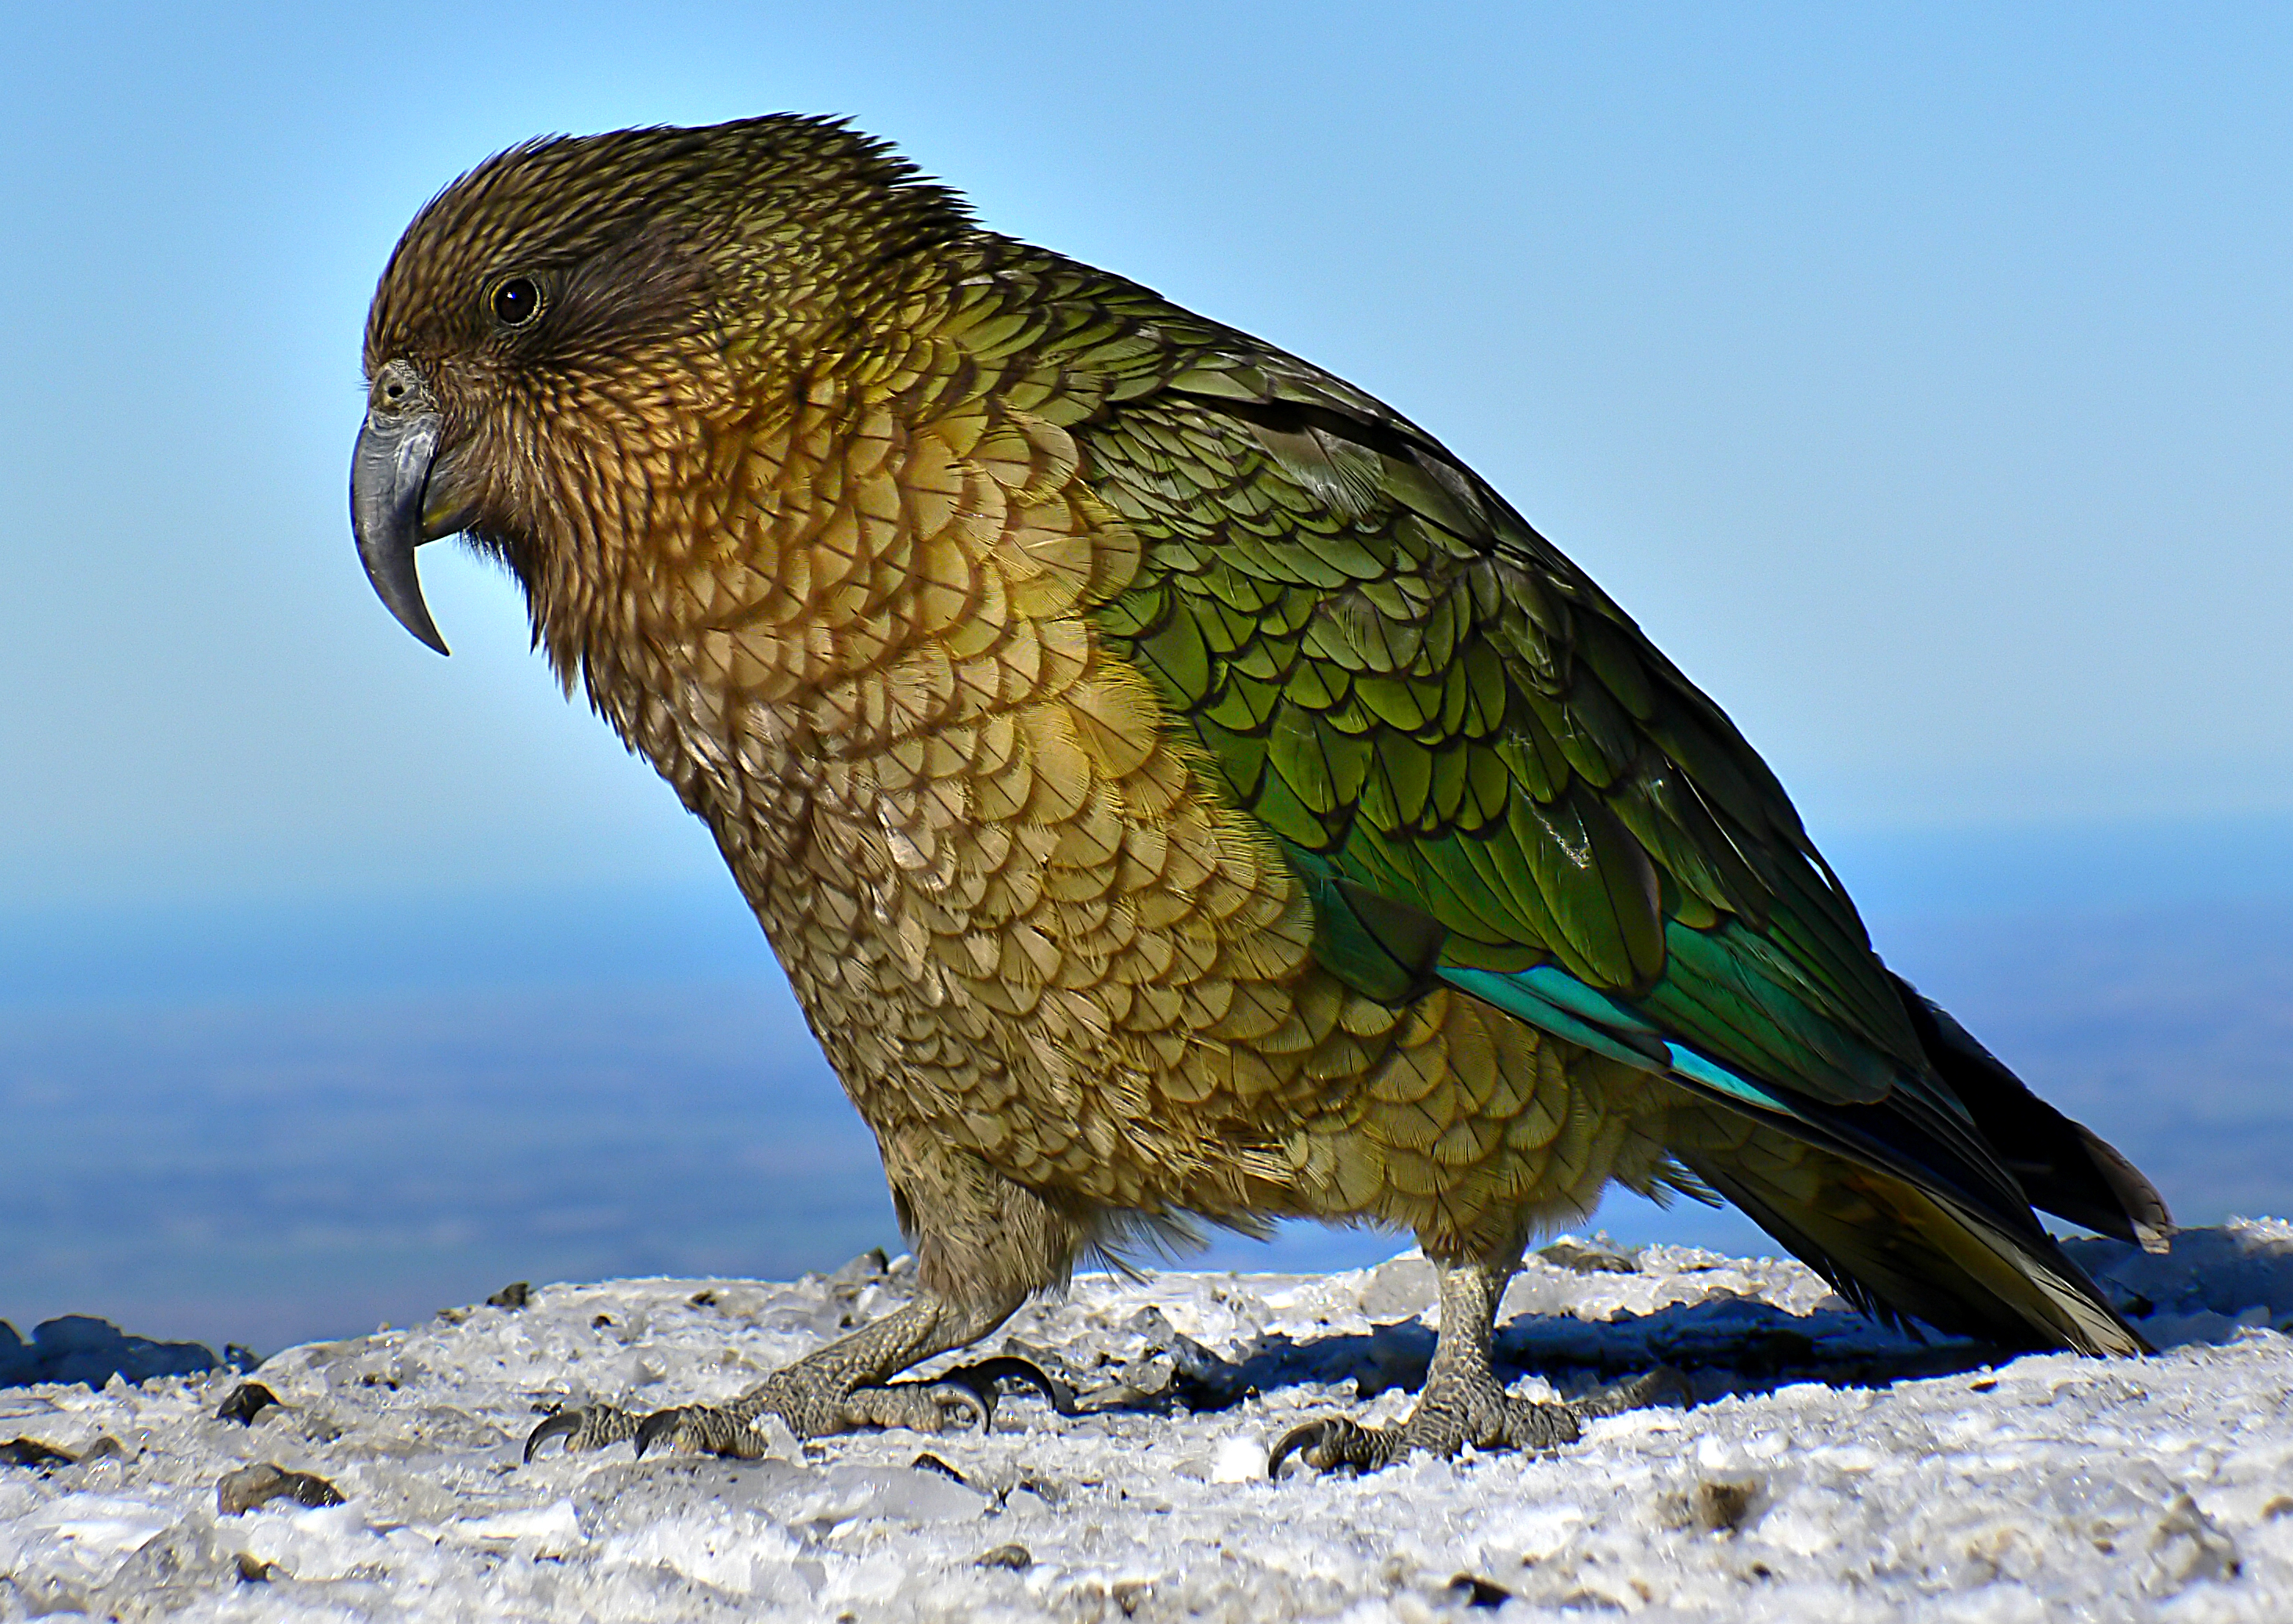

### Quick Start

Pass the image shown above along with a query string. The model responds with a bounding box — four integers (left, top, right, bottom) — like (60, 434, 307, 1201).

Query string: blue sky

(3, 2, 2291, 915)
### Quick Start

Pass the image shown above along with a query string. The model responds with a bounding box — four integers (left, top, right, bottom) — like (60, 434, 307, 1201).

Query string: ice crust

(7, 1222, 2293, 1619)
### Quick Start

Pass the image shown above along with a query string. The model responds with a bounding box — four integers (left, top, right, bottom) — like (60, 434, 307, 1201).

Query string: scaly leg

(527, 1287, 1026, 1460)
(1269, 1258, 1681, 1474)
(529, 1132, 1084, 1462)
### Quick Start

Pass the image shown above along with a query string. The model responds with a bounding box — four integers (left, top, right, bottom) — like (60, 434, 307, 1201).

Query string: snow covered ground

(7, 1222, 2293, 1621)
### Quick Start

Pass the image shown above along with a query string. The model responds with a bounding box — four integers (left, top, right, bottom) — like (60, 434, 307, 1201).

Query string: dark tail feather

(1893, 976, 2172, 1250)
(1675, 1124, 2152, 1356)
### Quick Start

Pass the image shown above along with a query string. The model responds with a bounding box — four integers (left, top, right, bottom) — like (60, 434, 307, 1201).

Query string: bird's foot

(523, 1380, 984, 1462)
(1268, 1366, 1687, 1477)
(524, 1402, 643, 1460)
(524, 1355, 1073, 1462)
(1267, 1389, 1576, 1475)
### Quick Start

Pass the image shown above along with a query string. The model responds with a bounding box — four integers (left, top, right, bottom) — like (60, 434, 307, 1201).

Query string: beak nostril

(371, 360, 425, 417)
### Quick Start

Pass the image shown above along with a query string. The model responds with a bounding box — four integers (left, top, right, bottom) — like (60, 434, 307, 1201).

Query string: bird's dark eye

(489, 276, 542, 328)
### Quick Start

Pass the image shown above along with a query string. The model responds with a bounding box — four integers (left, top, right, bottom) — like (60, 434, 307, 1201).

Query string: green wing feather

(1016, 258, 1929, 1120)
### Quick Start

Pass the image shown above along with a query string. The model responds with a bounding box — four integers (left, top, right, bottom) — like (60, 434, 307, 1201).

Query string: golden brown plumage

(353, 116, 2160, 1470)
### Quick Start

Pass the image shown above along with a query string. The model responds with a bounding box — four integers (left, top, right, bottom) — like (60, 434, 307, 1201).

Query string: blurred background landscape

(9, 827, 2293, 1353)
(5, 3, 2291, 1353)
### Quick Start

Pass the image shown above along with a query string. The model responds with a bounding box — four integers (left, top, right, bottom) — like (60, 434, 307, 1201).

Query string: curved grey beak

(350, 404, 452, 655)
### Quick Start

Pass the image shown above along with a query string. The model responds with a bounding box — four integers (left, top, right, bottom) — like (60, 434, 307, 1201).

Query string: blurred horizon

(16, 807, 2293, 1011)
(10, 812, 2293, 1352)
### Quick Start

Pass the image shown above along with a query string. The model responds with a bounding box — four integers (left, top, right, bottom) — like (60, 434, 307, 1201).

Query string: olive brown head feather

(351, 116, 970, 666)
(352, 114, 2166, 1475)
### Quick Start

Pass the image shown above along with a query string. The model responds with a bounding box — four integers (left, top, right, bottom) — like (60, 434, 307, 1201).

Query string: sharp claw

(1267, 1418, 1338, 1478)
(632, 1407, 688, 1460)
(933, 1382, 991, 1434)
(941, 1355, 1081, 1420)
(523, 1409, 585, 1463)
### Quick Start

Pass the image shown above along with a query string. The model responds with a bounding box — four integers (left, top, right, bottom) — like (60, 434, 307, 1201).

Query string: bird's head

(351, 115, 969, 657)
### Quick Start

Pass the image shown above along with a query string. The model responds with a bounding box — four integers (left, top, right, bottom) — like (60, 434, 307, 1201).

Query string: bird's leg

(1270, 1257, 1681, 1474)
(529, 1135, 1082, 1462)
(526, 1287, 1024, 1461)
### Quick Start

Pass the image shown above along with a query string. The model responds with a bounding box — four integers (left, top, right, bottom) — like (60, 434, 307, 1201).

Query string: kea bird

(351, 116, 2167, 1473)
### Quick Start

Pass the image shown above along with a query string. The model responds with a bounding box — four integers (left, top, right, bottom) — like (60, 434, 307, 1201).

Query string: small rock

(0, 1438, 76, 1468)
(1089, 1307, 1240, 1409)
(1448, 1573, 1512, 1608)
(0, 1315, 219, 1390)
(216, 1381, 282, 1424)
(830, 1247, 891, 1287)
(235, 1552, 280, 1583)
(912, 1451, 969, 1485)
(2143, 1492, 2240, 1594)
(1693, 1477, 1760, 1533)
(0, 1321, 31, 1386)
(1538, 1237, 1641, 1275)
(978, 1543, 1032, 1570)
(1011, 1474, 1067, 1508)
(218, 1462, 347, 1515)
(486, 1282, 532, 1309)
(1083, 1351, 1177, 1411)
